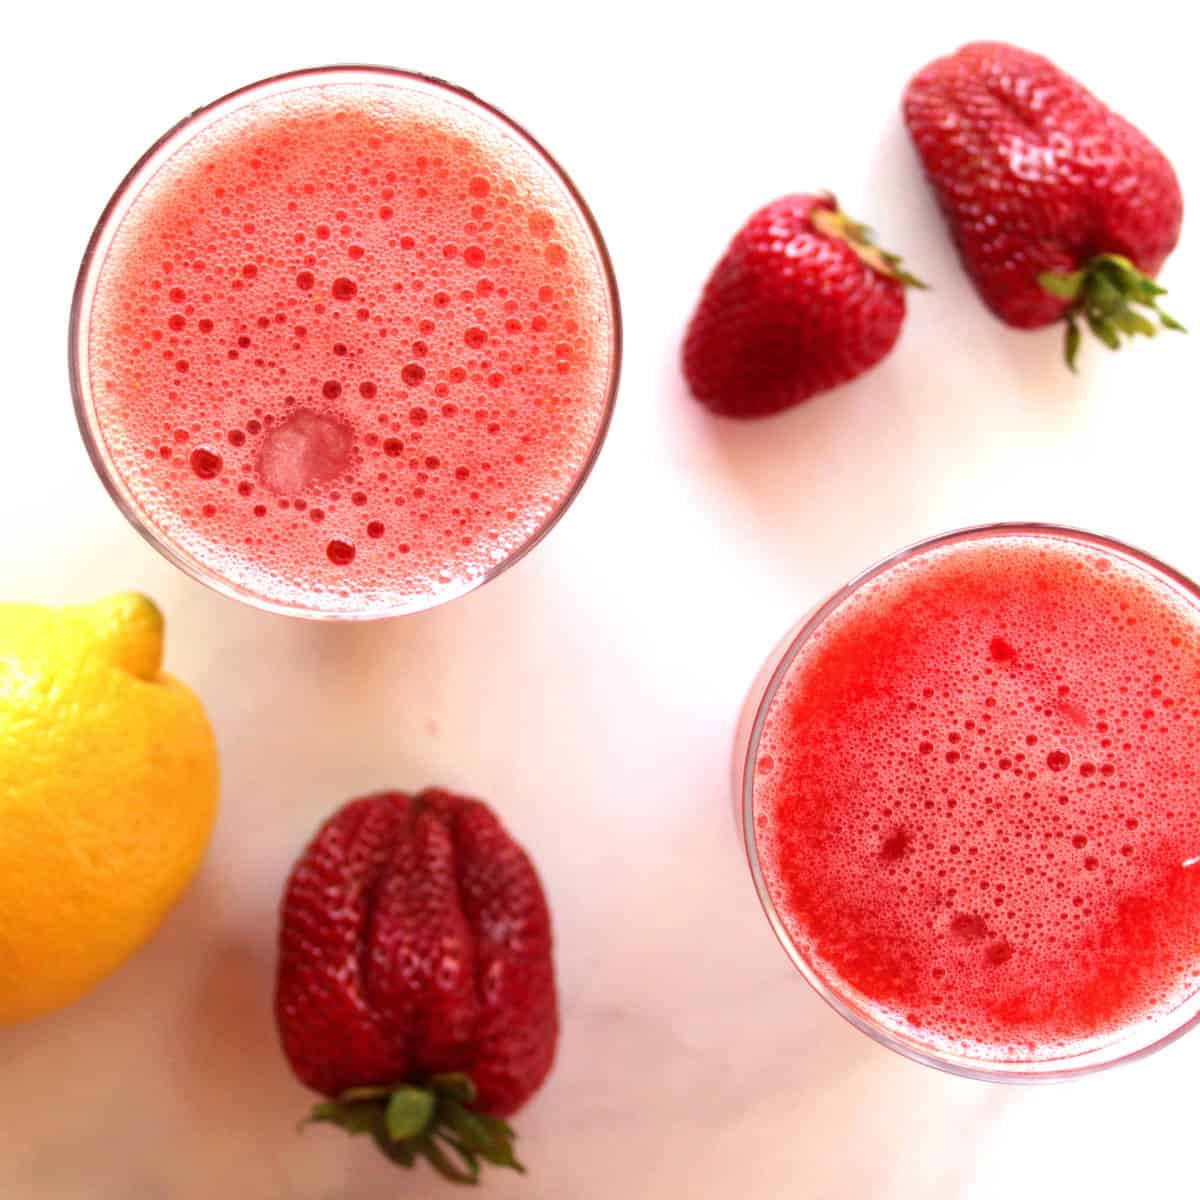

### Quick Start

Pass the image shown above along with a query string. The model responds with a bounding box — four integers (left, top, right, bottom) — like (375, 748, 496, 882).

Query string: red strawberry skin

(682, 193, 908, 418)
(275, 789, 557, 1117)
(903, 41, 1183, 328)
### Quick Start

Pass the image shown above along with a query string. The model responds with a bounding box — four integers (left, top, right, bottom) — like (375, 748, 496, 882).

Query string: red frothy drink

(73, 68, 618, 616)
(744, 527, 1200, 1072)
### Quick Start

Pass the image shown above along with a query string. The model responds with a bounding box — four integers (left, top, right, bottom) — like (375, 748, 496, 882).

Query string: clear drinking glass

(70, 66, 621, 619)
(734, 523, 1200, 1081)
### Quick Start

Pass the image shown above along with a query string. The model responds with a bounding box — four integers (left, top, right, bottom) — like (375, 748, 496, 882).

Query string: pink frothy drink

(736, 526, 1200, 1078)
(71, 68, 620, 617)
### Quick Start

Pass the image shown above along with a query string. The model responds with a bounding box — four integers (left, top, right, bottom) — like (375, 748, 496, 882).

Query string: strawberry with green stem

(276, 789, 557, 1185)
(683, 193, 924, 418)
(903, 41, 1185, 369)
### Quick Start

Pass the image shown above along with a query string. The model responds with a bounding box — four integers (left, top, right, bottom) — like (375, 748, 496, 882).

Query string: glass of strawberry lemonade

(71, 66, 620, 619)
(736, 524, 1200, 1079)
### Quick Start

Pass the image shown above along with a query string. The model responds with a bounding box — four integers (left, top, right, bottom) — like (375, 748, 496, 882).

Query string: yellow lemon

(0, 593, 218, 1022)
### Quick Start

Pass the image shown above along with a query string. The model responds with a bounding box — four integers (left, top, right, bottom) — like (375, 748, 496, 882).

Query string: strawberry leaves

(1039, 254, 1185, 371)
(385, 1086, 436, 1140)
(810, 203, 929, 291)
(305, 1073, 525, 1185)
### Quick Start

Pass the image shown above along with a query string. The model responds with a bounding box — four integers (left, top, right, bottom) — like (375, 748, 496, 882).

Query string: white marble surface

(3, 1, 1198, 1196)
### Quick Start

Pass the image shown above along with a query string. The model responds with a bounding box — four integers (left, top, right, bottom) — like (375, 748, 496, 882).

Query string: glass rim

(68, 63, 623, 621)
(740, 521, 1200, 1082)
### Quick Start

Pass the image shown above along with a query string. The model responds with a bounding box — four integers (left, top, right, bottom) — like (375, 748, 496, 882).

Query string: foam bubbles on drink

(753, 533, 1200, 1063)
(86, 76, 614, 613)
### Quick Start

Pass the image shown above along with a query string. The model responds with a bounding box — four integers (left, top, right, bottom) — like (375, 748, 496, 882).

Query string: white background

(2, 1, 1197, 1196)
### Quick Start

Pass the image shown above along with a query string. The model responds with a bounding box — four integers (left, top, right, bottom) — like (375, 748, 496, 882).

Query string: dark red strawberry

(682, 193, 922, 418)
(903, 41, 1185, 367)
(275, 789, 557, 1184)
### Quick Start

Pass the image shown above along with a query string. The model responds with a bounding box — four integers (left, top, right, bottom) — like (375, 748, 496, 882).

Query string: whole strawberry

(682, 193, 922, 418)
(275, 789, 557, 1184)
(904, 41, 1184, 367)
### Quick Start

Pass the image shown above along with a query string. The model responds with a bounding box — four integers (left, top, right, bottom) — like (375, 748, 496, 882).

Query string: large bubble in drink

(256, 409, 353, 495)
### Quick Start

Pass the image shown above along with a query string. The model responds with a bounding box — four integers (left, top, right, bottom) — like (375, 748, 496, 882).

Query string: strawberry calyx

(1039, 254, 1186, 371)
(809, 201, 928, 290)
(304, 1072, 524, 1185)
